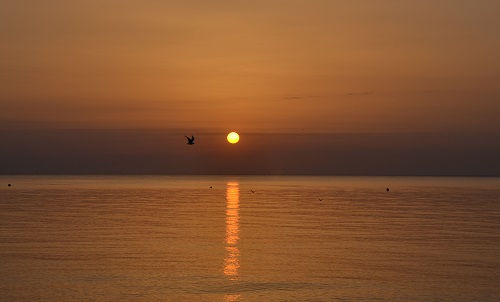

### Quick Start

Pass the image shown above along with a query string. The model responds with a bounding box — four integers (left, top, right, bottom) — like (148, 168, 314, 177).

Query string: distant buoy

(8, 184, 11, 187)
(386, 188, 389, 192)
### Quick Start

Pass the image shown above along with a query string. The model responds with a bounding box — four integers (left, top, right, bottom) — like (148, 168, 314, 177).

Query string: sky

(1, 0, 499, 175)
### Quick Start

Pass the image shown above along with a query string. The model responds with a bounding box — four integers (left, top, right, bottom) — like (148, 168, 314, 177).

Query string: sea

(0, 175, 499, 301)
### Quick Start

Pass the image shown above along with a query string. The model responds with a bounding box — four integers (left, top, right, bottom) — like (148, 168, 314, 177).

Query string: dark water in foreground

(1, 175, 499, 301)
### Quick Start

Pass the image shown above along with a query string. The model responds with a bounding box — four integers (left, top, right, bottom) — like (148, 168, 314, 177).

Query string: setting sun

(227, 132, 240, 144)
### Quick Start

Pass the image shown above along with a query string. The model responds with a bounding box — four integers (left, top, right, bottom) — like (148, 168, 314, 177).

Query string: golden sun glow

(227, 132, 240, 144)
(224, 181, 240, 281)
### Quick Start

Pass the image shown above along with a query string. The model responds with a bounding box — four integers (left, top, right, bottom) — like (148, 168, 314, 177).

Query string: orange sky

(1, 0, 499, 134)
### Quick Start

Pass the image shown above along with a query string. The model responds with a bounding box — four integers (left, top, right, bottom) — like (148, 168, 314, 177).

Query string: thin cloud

(282, 95, 325, 100)
(343, 91, 375, 96)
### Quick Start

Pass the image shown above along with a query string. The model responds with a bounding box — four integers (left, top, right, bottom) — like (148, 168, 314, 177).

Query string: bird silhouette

(185, 135, 195, 145)
(318, 198, 324, 201)
(251, 190, 255, 193)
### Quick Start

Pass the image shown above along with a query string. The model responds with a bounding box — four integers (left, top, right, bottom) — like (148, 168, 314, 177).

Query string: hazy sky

(1, 1, 499, 175)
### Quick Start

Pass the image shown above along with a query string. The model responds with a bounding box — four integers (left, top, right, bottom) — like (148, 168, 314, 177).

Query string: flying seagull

(185, 135, 195, 145)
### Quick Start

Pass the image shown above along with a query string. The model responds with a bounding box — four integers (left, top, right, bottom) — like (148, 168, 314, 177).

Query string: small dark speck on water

(8, 184, 11, 187)
(386, 188, 389, 191)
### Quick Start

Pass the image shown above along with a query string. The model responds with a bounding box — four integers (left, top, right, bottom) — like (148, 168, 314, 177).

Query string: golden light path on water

(224, 181, 241, 301)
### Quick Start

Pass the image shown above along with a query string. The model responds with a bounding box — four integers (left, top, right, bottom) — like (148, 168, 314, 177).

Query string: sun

(227, 132, 240, 144)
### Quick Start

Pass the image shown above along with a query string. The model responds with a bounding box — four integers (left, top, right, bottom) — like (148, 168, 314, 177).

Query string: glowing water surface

(1, 175, 499, 301)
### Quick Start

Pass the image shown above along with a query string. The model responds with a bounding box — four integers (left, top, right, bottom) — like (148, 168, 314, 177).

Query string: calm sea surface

(1, 175, 499, 301)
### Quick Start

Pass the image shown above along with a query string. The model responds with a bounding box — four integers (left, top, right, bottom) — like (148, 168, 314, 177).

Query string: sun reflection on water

(223, 294, 241, 302)
(224, 181, 240, 281)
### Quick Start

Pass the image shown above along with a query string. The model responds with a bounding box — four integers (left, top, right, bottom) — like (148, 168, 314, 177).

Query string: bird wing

(191, 136, 195, 141)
